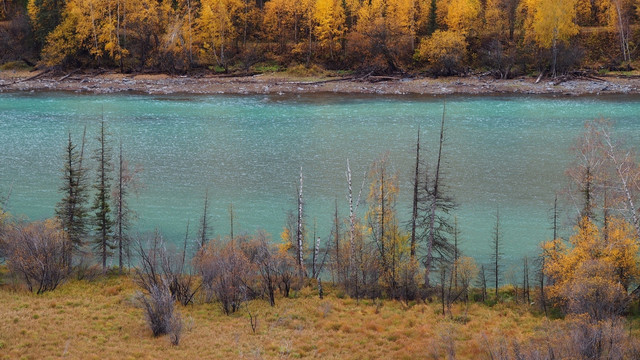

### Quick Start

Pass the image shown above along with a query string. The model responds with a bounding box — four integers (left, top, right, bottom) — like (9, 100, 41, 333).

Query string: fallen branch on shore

(552, 72, 610, 86)
(297, 76, 355, 86)
(58, 69, 80, 82)
(0, 69, 51, 87)
(363, 75, 403, 83)
(293, 71, 407, 86)
(216, 71, 261, 78)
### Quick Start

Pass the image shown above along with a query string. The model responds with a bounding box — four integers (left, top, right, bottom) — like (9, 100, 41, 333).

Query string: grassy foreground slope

(0, 274, 569, 360)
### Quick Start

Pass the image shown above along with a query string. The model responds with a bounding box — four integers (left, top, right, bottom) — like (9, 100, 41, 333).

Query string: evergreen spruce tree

(93, 119, 114, 272)
(55, 128, 89, 269)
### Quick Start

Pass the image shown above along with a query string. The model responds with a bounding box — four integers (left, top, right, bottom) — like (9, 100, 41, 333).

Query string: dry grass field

(0, 271, 594, 360)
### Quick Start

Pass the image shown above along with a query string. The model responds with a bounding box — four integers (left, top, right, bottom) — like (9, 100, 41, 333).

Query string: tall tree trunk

(425, 101, 446, 288)
(410, 128, 420, 259)
(553, 194, 558, 240)
(453, 216, 458, 288)
(493, 207, 501, 299)
(334, 199, 340, 283)
(117, 143, 124, 271)
(297, 167, 304, 277)
(551, 28, 558, 78)
(199, 190, 210, 248)
(346, 159, 365, 298)
(229, 203, 234, 240)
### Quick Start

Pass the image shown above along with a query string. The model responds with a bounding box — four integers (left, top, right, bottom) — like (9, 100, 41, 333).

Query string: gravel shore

(1, 71, 639, 96)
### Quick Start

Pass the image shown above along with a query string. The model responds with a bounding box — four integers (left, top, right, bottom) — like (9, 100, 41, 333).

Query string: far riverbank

(1, 70, 640, 96)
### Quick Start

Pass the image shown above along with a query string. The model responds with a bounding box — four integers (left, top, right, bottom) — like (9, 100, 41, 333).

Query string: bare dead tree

(491, 207, 502, 300)
(346, 159, 366, 299)
(163, 222, 200, 306)
(601, 124, 640, 238)
(440, 263, 448, 316)
(253, 231, 278, 306)
(134, 230, 200, 309)
(311, 218, 319, 279)
(442, 256, 477, 317)
(425, 103, 446, 288)
(566, 120, 608, 223)
(312, 237, 321, 279)
(453, 216, 459, 288)
(419, 101, 456, 289)
(316, 235, 331, 277)
(331, 198, 341, 284)
(410, 127, 420, 259)
(229, 203, 234, 241)
(538, 243, 548, 316)
(553, 193, 558, 240)
(296, 167, 305, 278)
(112, 142, 142, 272)
(133, 231, 165, 294)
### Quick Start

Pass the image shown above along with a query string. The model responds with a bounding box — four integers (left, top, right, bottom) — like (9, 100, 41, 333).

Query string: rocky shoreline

(1, 71, 640, 96)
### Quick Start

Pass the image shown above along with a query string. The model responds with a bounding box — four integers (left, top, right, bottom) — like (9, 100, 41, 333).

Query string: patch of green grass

(207, 65, 226, 73)
(252, 62, 282, 73)
(336, 69, 355, 76)
(0, 61, 33, 71)
(286, 63, 326, 77)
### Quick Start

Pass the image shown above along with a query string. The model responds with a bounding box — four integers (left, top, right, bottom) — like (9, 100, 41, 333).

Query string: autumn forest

(1, 0, 640, 74)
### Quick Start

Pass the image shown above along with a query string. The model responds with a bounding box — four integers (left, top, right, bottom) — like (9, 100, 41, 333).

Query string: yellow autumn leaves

(543, 217, 639, 317)
(23, 0, 640, 70)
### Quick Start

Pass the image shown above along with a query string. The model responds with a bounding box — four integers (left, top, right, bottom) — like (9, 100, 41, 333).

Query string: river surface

(1, 92, 640, 268)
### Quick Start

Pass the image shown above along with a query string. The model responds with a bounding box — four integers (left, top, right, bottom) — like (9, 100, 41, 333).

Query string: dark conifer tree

(92, 119, 114, 271)
(197, 189, 210, 249)
(55, 128, 89, 269)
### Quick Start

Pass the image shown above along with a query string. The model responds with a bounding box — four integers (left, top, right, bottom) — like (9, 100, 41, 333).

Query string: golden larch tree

(313, 0, 346, 60)
(523, 0, 578, 76)
(196, 0, 243, 69)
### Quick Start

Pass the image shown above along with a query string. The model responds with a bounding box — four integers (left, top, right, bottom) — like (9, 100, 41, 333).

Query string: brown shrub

(137, 281, 183, 345)
(2, 219, 67, 294)
(195, 239, 254, 314)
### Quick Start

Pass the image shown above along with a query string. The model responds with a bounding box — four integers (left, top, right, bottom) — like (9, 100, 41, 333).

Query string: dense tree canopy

(0, 0, 637, 73)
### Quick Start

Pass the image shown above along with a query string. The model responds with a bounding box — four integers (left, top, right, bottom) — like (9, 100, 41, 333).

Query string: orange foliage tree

(543, 217, 639, 319)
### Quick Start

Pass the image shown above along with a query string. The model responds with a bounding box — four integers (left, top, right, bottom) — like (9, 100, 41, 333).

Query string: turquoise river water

(1, 92, 639, 268)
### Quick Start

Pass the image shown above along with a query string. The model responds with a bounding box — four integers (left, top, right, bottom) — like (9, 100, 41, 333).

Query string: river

(1, 92, 639, 268)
